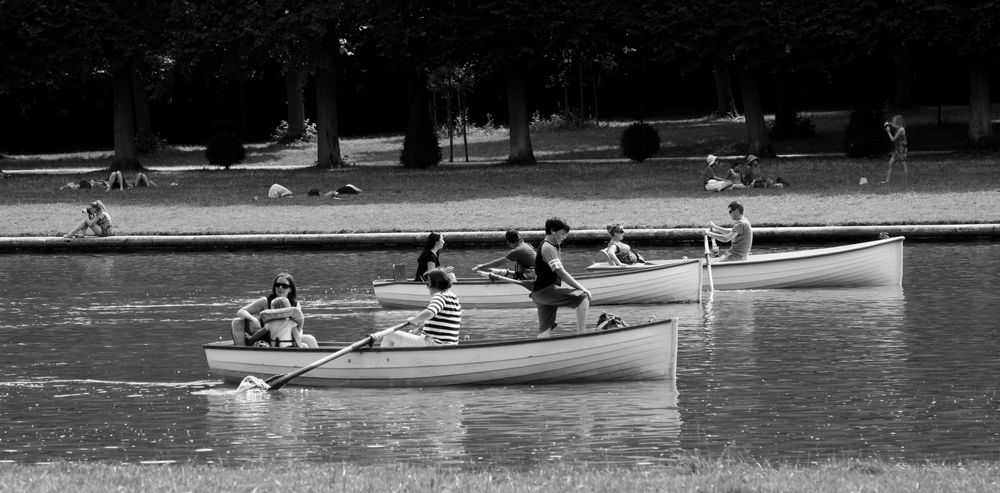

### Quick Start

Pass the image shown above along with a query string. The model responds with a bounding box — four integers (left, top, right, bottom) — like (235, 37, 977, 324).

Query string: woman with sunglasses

(231, 273, 317, 347)
(602, 223, 645, 267)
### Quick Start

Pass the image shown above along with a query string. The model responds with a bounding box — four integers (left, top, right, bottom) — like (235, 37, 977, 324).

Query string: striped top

(421, 290, 462, 345)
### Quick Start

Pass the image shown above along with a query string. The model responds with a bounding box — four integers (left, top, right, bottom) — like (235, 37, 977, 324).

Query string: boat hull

(373, 259, 702, 308)
(588, 237, 904, 290)
(204, 319, 679, 387)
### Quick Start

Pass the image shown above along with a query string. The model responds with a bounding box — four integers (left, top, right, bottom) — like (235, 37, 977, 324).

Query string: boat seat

(392, 264, 407, 281)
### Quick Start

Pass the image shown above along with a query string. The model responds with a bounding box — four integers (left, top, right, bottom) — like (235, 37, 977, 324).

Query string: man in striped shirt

(378, 268, 462, 347)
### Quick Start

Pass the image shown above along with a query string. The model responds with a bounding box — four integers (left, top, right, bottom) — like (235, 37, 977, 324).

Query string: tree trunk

(110, 63, 141, 171)
(771, 69, 796, 135)
(713, 59, 738, 117)
(132, 71, 154, 153)
(968, 56, 993, 142)
(315, 33, 341, 168)
(738, 67, 774, 157)
(894, 47, 912, 108)
(506, 65, 535, 164)
(285, 69, 306, 140)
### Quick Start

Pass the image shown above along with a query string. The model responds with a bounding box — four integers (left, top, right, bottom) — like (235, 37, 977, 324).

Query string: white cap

(706, 154, 717, 165)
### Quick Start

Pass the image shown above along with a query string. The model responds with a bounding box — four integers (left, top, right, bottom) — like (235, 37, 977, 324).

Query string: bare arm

(474, 256, 508, 272)
(236, 297, 268, 330)
(603, 244, 623, 266)
(555, 268, 592, 298)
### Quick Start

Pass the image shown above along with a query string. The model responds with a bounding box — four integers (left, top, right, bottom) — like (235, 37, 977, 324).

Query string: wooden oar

(258, 322, 409, 391)
(703, 235, 715, 292)
(474, 269, 534, 290)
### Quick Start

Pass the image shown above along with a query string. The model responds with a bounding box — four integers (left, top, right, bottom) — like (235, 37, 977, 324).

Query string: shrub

(205, 130, 246, 169)
(619, 122, 661, 162)
(269, 119, 318, 144)
(843, 105, 889, 158)
(530, 108, 592, 132)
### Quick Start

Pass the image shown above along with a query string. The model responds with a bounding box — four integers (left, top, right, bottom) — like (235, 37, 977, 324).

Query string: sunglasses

(274, 282, 291, 289)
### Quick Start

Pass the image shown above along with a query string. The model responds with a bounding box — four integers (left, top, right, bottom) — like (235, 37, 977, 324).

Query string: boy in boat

(471, 230, 536, 280)
(530, 217, 592, 338)
(705, 201, 753, 262)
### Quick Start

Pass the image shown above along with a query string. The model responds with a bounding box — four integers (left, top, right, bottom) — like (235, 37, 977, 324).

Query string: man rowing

(705, 201, 752, 262)
(471, 230, 536, 280)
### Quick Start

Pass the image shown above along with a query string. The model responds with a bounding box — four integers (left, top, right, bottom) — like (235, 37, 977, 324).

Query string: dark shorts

(530, 285, 587, 331)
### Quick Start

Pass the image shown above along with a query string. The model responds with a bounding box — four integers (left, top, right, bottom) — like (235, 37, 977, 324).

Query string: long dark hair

(267, 272, 298, 307)
(422, 232, 442, 253)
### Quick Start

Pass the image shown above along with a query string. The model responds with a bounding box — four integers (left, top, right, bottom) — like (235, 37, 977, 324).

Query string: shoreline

(2, 223, 997, 253)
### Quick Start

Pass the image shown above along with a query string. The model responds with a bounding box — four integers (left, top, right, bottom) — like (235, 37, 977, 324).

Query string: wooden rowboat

(204, 319, 679, 387)
(371, 259, 702, 309)
(587, 237, 904, 290)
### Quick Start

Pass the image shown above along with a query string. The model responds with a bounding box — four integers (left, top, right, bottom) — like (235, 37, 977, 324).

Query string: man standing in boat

(530, 218, 592, 338)
(706, 201, 753, 262)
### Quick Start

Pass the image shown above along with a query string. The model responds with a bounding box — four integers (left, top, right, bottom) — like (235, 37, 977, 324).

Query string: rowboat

(204, 318, 679, 387)
(587, 236, 904, 290)
(372, 259, 702, 309)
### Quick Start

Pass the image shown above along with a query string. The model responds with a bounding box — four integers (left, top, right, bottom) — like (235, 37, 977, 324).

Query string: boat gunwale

(587, 236, 904, 269)
(373, 258, 701, 287)
(203, 318, 675, 352)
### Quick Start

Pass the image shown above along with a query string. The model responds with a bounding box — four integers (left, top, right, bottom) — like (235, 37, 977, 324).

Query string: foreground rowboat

(204, 319, 679, 387)
(372, 259, 702, 309)
(587, 236, 904, 290)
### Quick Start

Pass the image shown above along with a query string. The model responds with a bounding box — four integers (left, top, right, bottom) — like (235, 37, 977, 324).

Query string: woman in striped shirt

(378, 268, 462, 347)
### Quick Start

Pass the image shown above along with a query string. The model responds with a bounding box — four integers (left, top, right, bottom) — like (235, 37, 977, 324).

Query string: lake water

(1, 241, 998, 466)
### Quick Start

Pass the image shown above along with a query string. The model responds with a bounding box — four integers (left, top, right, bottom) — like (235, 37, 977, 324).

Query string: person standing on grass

(702, 154, 733, 192)
(881, 114, 908, 184)
(530, 217, 592, 338)
(705, 201, 753, 262)
(472, 230, 536, 280)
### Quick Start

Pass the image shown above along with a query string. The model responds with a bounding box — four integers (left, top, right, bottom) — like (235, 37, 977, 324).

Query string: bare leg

(575, 296, 590, 333)
(881, 156, 896, 183)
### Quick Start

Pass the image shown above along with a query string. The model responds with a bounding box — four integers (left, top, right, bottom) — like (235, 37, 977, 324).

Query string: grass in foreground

(2, 459, 1000, 493)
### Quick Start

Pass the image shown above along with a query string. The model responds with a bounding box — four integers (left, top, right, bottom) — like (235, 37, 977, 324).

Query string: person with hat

(705, 201, 753, 262)
(701, 154, 733, 192)
(471, 230, 536, 280)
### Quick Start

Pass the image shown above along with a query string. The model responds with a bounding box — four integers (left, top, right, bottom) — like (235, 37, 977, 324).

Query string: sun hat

(706, 154, 718, 165)
(745, 154, 759, 165)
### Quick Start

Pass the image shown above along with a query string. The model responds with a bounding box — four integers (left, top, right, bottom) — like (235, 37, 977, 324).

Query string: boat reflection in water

(202, 380, 681, 466)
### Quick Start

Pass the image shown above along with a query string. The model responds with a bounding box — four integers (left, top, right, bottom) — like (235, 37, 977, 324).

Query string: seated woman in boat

(232, 272, 317, 347)
(603, 224, 645, 266)
(414, 231, 455, 282)
(471, 230, 536, 280)
(379, 268, 462, 347)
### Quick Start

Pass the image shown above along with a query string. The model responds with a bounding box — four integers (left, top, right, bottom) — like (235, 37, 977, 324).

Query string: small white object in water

(237, 375, 270, 392)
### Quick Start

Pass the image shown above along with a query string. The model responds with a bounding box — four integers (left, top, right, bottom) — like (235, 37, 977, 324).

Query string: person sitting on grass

(64, 200, 113, 238)
(472, 230, 536, 280)
(702, 154, 733, 192)
(107, 171, 156, 191)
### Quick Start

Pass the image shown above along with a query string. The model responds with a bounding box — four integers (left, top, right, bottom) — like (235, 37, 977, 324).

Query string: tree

(1, 0, 172, 170)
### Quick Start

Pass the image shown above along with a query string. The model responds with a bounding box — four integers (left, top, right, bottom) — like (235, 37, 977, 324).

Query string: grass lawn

(2, 459, 999, 493)
(1, 105, 998, 236)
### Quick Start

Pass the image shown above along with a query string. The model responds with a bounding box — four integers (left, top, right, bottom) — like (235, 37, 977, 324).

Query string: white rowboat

(587, 236, 904, 290)
(590, 236, 904, 290)
(372, 259, 703, 309)
(204, 319, 679, 387)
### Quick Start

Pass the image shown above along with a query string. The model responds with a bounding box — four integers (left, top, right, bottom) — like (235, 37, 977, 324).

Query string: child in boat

(260, 297, 304, 347)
